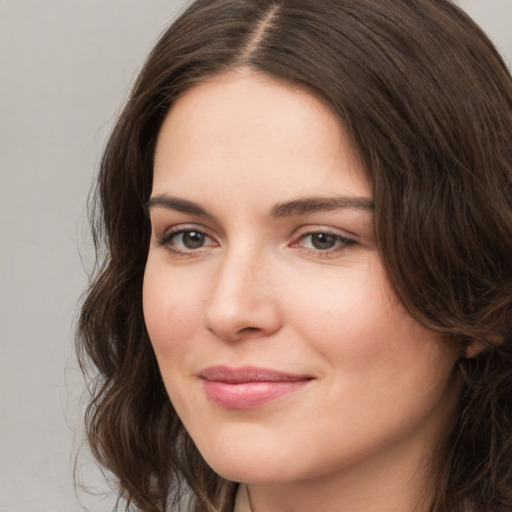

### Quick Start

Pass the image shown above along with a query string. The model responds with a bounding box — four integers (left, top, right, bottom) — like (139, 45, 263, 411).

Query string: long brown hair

(77, 1, 512, 510)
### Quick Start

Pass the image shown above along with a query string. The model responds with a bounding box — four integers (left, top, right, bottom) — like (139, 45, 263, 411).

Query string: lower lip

(202, 380, 311, 409)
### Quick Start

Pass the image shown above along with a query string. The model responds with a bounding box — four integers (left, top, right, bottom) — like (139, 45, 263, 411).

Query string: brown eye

(294, 231, 356, 256)
(180, 230, 206, 249)
(310, 233, 337, 250)
(160, 229, 213, 251)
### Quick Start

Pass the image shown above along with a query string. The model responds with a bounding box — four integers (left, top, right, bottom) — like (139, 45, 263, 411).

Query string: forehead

(153, 68, 371, 204)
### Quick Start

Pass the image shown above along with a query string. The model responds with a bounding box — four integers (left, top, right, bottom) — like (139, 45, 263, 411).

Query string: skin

(143, 68, 462, 512)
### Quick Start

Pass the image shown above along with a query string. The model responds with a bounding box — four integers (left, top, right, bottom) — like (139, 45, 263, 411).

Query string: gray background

(1, 1, 511, 510)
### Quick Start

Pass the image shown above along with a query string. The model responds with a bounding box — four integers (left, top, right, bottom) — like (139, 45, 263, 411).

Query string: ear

(464, 334, 503, 359)
(464, 340, 487, 359)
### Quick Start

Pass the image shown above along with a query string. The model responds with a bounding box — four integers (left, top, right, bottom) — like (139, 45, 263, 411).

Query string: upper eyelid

(290, 233, 356, 260)
(155, 222, 361, 246)
(291, 225, 360, 241)
(159, 224, 357, 237)
(298, 231, 355, 242)
(147, 201, 222, 228)
(151, 214, 224, 240)
(292, 231, 356, 248)
(155, 224, 217, 249)
(159, 223, 215, 238)
(157, 228, 218, 256)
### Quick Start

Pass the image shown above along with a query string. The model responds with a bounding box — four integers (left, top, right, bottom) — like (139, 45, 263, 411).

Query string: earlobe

(464, 341, 487, 359)
(464, 334, 503, 358)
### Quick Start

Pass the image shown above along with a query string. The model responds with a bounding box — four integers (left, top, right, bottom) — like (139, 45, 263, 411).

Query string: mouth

(198, 365, 315, 409)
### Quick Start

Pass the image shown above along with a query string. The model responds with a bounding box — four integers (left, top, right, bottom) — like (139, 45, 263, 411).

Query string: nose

(204, 246, 282, 342)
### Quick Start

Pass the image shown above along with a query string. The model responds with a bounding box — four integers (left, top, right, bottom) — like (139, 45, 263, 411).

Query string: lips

(198, 365, 314, 409)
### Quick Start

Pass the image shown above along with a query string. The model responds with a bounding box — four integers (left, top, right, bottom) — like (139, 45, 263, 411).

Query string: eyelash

(291, 231, 356, 258)
(157, 226, 217, 256)
(156, 226, 356, 258)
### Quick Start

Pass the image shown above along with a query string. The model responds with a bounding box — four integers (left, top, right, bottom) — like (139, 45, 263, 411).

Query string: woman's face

(144, 69, 461, 487)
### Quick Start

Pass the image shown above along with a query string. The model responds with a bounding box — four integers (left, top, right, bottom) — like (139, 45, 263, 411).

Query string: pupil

(183, 231, 204, 249)
(312, 233, 336, 250)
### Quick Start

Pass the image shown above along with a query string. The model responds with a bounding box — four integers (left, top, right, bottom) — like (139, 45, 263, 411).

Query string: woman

(77, 0, 512, 511)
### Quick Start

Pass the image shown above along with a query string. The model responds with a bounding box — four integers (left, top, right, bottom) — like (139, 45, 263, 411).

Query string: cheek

(286, 259, 391, 357)
(142, 257, 205, 359)
(286, 257, 452, 377)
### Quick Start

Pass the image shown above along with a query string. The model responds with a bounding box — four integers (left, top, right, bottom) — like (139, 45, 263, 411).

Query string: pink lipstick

(198, 365, 313, 409)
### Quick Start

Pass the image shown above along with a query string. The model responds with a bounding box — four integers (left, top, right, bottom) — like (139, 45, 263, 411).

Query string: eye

(158, 228, 216, 253)
(291, 230, 356, 256)
(306, 232, 339, 250)
(174, 230, 208, 249)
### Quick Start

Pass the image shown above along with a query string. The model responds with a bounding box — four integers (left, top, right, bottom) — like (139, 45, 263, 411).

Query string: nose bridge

(205, 239, 280, 340)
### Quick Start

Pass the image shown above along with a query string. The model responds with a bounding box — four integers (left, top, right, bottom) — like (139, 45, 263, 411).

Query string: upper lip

(198, 365, 314, 383)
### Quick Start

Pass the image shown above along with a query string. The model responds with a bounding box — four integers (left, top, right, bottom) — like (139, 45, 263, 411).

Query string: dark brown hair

(77, 1, 512, 510)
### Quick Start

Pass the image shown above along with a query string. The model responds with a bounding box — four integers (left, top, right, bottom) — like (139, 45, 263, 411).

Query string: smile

(198, 365, 314, 409)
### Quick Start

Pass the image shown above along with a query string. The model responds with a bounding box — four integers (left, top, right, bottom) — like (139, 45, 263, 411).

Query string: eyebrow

(147, 195, 215, 218)
(269, 196, 374, 217)
(147, 194, 374, 219)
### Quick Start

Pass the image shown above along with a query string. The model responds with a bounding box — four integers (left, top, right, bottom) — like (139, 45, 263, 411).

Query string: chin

(196, 434, 299, 484)
(208, 460, 294, 485)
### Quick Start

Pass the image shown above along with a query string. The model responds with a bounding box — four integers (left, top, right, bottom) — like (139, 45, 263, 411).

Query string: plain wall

(1, 1, 510, 510)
